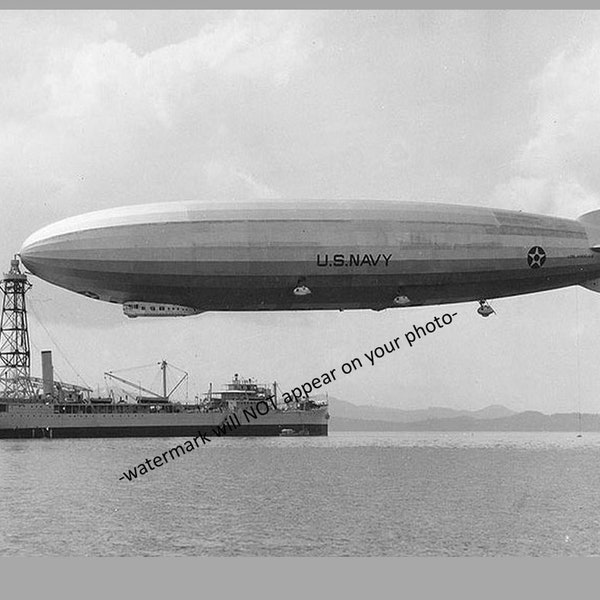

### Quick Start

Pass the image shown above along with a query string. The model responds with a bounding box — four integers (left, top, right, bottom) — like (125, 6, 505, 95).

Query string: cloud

(0, 11, 317, 221)
(492, 42, 600, 217)
(491, 176, 600, 218)
(203, 160, 279, 199)
(38, 12, 314, 125)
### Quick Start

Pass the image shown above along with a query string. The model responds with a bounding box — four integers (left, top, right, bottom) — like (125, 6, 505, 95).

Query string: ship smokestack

(42, 350, 53, 397)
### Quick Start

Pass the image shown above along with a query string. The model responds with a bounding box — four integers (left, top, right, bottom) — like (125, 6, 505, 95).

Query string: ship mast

(0, 256, 33, 399)
(104, 360, 187, 401)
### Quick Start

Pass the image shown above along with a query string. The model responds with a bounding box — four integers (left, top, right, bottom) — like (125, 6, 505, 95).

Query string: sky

(2, 10, 600, 413)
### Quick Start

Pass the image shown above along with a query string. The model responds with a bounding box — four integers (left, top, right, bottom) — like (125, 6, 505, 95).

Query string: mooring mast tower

(0, 256, 33, 398)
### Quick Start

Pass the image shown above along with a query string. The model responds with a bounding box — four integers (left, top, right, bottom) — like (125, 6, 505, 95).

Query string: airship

(19, 200, 600, 318)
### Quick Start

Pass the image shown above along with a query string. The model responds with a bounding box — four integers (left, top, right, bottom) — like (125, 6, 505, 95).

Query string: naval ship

(0, 258, 328, 439)
(0, 367, 328, 439)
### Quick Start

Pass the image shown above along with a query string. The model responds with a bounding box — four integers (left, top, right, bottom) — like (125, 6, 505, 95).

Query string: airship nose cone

(19, 213, 99, 294)
(20, 229, 48, 274)
(18, 202, 195, 304)
(20, 217, 71, 274)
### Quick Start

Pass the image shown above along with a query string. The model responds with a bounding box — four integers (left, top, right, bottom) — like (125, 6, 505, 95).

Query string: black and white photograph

(2, 8, 600, 559)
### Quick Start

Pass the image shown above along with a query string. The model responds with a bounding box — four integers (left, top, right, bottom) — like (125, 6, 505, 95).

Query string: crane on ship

(104, 360, 188, 403)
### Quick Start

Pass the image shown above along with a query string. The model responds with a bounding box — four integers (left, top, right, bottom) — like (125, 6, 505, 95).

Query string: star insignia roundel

(527, 246, 546, 268)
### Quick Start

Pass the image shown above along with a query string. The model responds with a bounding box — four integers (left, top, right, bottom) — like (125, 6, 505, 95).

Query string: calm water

(1, 432, 600, 556)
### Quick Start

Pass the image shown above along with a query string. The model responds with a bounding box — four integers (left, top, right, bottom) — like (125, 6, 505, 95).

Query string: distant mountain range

(326, 397, 517, 422)
(317, 396, 600, 432)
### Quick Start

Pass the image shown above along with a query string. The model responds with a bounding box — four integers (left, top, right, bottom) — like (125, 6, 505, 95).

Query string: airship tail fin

(578, 210, 600, 292)
(578, 209, 600, 252)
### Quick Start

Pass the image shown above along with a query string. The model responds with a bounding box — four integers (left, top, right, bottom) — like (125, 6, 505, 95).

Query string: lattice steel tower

(0, 256, 33, 398)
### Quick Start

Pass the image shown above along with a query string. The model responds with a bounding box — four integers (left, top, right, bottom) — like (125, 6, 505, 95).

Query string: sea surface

(1, 431, 600, 556)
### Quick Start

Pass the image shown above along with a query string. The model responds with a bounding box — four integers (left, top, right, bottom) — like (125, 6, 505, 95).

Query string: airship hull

(19, 200, 600, 312)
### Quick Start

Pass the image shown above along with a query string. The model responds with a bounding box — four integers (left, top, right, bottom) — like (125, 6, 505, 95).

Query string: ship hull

(0, 401, 328, 439)
(0, 423, 327, 439)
